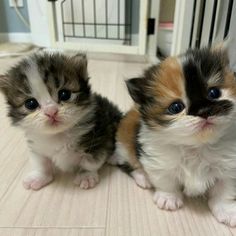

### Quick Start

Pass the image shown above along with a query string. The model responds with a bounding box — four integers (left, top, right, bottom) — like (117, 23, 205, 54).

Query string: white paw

(209, 201, 236, 227)
(23, 171, 53, 190)
(153, 191, 183, 211)
(131, 169, 152, 189)
(74, 171, 99, 189)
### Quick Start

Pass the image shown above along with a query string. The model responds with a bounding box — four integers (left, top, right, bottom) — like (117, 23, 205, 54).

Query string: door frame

(171, 0, 194, 55)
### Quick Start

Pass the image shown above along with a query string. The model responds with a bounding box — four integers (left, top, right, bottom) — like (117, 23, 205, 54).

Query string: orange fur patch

(145, 57, 186, 126)
(116, 108, 142, 169)
(223, 70, 236, 96)
(151, 57, 185, 105)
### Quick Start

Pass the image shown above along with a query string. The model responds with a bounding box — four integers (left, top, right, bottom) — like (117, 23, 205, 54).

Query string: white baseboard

(0, 33, 32, 43)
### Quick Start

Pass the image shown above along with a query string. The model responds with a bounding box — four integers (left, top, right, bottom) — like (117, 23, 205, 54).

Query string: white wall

(27, 0, 50, 47)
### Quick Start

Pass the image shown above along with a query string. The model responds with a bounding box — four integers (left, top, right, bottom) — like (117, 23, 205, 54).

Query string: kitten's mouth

(48, 117, 61, 126)
(199, 119, 214, 130)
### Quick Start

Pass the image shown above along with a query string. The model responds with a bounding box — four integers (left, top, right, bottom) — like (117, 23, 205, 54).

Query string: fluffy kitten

(114, 47, 236, 226)
(0, 52, 121, 190)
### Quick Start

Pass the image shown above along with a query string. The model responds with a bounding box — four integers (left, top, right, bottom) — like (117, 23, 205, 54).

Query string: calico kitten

(0, 52, 122, 190)
(114, 47, 236, 226)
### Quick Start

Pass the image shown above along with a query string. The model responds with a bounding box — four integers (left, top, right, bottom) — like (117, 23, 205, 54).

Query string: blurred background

(0, 0, 235, 65)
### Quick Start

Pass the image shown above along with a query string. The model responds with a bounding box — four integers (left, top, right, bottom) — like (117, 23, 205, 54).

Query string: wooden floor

(0, 49, 236, 236)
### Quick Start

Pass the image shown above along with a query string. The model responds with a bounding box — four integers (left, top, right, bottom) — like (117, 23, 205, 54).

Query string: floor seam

(104, 166, 112, 236)
(0, 160, 27, 203)
(0, 226, 106, 229)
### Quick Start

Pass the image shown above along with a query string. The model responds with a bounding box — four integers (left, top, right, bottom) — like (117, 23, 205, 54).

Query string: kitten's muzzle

(43, 105, 59, 124)
(188, 100, 233, 119)
(198, 118, 214, 130)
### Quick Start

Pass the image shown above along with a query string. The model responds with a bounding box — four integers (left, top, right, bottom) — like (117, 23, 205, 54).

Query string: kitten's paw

(153, 191, 183, 211)
(23, 171, 53, 190)
(131, 169, 152, 189)
(74, 171, 99, 189)
(209, 201, 236, 227)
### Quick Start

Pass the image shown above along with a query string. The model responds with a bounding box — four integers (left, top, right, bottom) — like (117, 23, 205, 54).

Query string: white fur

(111, 144, 152, 189)
(140, 108, 236, 226)
(74, 171, 99, 189)
(113, 142, 131, 165)
(26, 62, 52, 104)
(23, 117, 106, 190)
(116, 92, 236, 226)
(139, 120, 236, 194)
(131, 169, 152, 189)
(23, 125, 98, 189)
(23, 153, 54, 190)
(153, 191, 183, 211)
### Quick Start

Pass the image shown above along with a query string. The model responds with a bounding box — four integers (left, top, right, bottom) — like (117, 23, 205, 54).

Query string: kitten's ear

(212, 37, 230, 52)
(211, 39, 230, 65)
(71, 53, 88, 80)
(125, 77, 148, 104)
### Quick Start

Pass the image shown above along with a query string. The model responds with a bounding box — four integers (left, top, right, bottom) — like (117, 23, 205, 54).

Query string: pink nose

(44, 106, 58, 118)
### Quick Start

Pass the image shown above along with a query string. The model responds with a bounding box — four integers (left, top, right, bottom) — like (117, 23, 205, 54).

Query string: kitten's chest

(143, 143, 234, 196)
(179, 147, 215, 195)
(29, 134, 73, 156)
(27, 133, 85, 171)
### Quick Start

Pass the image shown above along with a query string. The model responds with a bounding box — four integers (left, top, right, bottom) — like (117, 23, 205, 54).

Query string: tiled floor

(0, 48, 235, 236)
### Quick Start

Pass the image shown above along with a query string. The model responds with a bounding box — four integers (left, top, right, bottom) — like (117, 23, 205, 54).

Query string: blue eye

(58, 89, 71, 101)
(25, 98, 39, 110)
(168, 101, 185, 115)
(208, 87, 221, 100)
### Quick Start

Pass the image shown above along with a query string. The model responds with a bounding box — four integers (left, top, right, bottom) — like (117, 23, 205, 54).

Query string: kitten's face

(0, 53, 91, 135)
(127, 48, 236, 145)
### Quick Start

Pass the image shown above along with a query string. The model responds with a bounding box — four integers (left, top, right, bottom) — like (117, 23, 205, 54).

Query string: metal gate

(47, 0, 148, 55)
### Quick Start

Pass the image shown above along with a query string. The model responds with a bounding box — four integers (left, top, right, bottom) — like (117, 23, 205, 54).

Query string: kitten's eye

(208, 87, 221, 100)
(58, 89, 71, 101)
(168, 101, 185, 115)
(25, 98, 39, 110)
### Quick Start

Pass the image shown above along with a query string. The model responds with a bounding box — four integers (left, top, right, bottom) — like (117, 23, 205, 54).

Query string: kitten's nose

(44, 106, 58, 118)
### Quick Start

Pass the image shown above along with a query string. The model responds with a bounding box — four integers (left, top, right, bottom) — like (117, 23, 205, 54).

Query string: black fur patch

(188, 99, 233, 118)
(78, 94, 122, 158)
(75, 77, 91, 105)
(125, 77, 154, 106)
(126, 78, 147, 104)
(44, 70, 49, 83)
(184, 48, 226, 102)
(53, 75, 60, 88)
(134, 121, 144, 159)
(184, 57, 207, 103)
(185, 47, 227, 80)
(0, 62, 32, 123)
(118, 162, 134, 174)
(8, 106, 27, 124)
(183, 47, 233, 118)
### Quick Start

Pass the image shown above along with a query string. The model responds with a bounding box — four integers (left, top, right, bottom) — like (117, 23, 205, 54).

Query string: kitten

(0, 52, 122, 190)
(114, 47, 236, 227)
